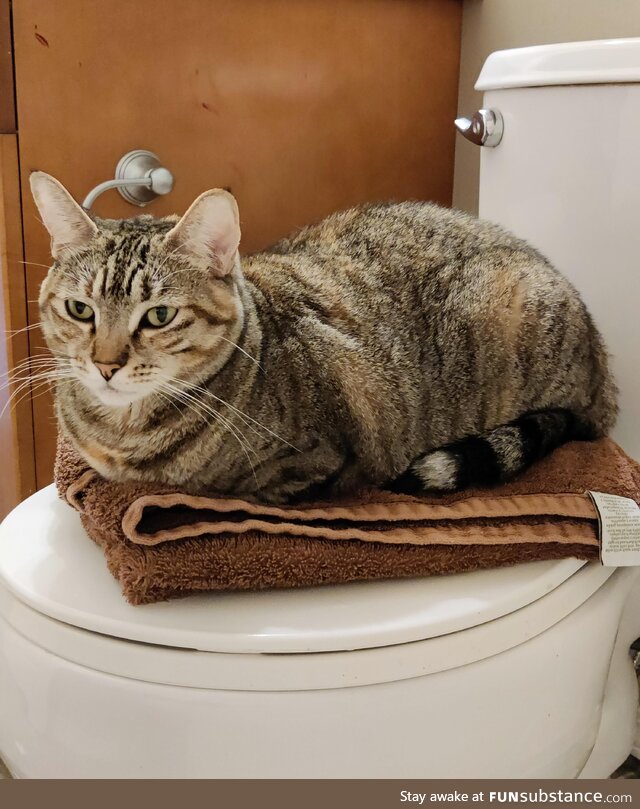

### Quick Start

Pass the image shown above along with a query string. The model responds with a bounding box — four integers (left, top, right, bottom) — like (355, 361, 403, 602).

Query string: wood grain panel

(13, 0, 462, 485)
(0, 0, 16, 133)
(0, 134, 36, 517)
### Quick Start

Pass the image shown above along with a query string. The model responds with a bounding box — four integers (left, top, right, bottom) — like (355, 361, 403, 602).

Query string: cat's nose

(93, 361, 122, 381)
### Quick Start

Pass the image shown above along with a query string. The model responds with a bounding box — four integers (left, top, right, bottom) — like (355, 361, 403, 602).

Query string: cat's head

(30, 172, 243, 408)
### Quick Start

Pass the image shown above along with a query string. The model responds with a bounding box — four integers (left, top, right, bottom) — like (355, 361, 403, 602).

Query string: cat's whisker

(0, 376, 66, 419)
(0, 360, 71, 385)
(0, 355, 60, 373)
(0, 373, 57, 392)
(22, 379, 66, 410)
(0, 364, 73, 392)
(0, 361, 74, 388)
(0, 355, 58, 373)
(157, 371, 299, 451)
(215, 335, 264, 372)
(3, 321, 43, 338)
(154, 390, 185, 420)
(181, 388, 265, 446)
(160, 370, 301, 452)
(177, 376, 299, 452)
(0, 371, 74, 419)
(159, 380, 256, 455)
(17, 259, 53, 270)
(159, 391, 259, 489)
(0, 353, 72, 373)
(5, 349, 56, 360)
(0, 380, 74, 423)
(153, 371, 268, 447)
(158, 380, 258, 482)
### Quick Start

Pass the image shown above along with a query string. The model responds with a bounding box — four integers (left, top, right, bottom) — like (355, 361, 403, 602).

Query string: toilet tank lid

(476, 38, 640, 91)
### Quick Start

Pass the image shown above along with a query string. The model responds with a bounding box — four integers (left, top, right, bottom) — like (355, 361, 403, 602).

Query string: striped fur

(31, 174, 618, 503)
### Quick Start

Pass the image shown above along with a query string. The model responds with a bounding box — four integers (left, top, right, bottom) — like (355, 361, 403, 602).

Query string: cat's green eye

(141, 305, 178, 329)
(66, 299, 94, 321)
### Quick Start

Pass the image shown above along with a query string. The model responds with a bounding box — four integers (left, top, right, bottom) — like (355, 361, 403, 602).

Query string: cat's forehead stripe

(53, 214, 181, 303)
(90, 266, 105, 300)
(104, 234, 148, 299)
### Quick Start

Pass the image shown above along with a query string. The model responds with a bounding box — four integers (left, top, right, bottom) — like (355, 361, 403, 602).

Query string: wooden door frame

(0, 0, 37, 516)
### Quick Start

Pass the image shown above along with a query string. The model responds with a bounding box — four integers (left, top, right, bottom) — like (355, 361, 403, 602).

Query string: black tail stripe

(449, 436, 502, 489)
(514, 412, 547, 464)
(515, 409, 574, 461)
(387, 468, 424, 495)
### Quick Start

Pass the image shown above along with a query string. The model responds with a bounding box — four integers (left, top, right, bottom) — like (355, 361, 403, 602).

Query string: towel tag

(588, 491, 640, 566)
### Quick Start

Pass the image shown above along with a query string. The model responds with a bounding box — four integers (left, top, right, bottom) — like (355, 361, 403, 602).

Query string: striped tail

(390, 408, 597, 495)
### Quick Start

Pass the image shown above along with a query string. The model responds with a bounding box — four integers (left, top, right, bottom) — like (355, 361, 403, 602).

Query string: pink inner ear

(175, 192, 240, 274)
(30, 173, 97, 257)
(207, 225, 236, 266)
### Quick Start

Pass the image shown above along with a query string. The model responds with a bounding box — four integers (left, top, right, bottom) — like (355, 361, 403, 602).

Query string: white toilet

(1, 39, 640, 779)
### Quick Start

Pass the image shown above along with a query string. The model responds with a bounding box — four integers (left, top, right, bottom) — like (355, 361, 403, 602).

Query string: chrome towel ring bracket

(82, 150, 175, 211)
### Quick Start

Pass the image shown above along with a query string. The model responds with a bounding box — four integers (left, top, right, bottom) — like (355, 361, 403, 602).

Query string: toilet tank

(471, 39, 640, 460)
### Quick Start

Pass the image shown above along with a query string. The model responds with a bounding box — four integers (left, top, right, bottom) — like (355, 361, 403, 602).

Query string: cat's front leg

(252, 441, 352, 504)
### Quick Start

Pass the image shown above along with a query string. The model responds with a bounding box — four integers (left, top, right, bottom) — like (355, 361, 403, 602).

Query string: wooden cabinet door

(0, 134, 37, 515)
(12, 0, 462, 487)
(0, 0, 36, 516)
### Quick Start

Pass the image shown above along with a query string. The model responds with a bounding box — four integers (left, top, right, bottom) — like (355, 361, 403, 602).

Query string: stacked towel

(55, 438, 640, 605)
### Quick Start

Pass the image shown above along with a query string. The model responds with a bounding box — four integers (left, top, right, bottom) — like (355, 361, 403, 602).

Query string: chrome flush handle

(454, 109, 504, 147)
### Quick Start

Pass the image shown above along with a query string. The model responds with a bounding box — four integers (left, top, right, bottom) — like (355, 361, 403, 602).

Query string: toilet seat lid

(0, 486, 590, 653)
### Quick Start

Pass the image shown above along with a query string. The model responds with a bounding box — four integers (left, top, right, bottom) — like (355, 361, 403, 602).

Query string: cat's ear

(29, 172, 97, 259)
(165, 189, 240, 277)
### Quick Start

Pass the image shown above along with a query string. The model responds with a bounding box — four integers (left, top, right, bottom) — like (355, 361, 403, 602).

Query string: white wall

(454, 0, 640, 214)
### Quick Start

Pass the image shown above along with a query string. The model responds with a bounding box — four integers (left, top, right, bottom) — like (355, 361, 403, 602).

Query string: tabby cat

(30, 172, 617, 503)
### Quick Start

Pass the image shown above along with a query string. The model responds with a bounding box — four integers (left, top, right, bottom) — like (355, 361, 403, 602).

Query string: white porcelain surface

(476, 38, 640, 90)
(0, 559, 617, 691)
(579, 575, 640, 777)
(0, 567, 637, 778)
(0, 486, 588, 653)
(479, 84, 640, 462)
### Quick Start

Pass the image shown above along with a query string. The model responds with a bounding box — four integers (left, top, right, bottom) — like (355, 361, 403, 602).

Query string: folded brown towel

(55, 438, 640, 605)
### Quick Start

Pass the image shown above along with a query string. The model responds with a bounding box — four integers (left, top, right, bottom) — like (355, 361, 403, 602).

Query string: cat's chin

(89, 386, 148, 408)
